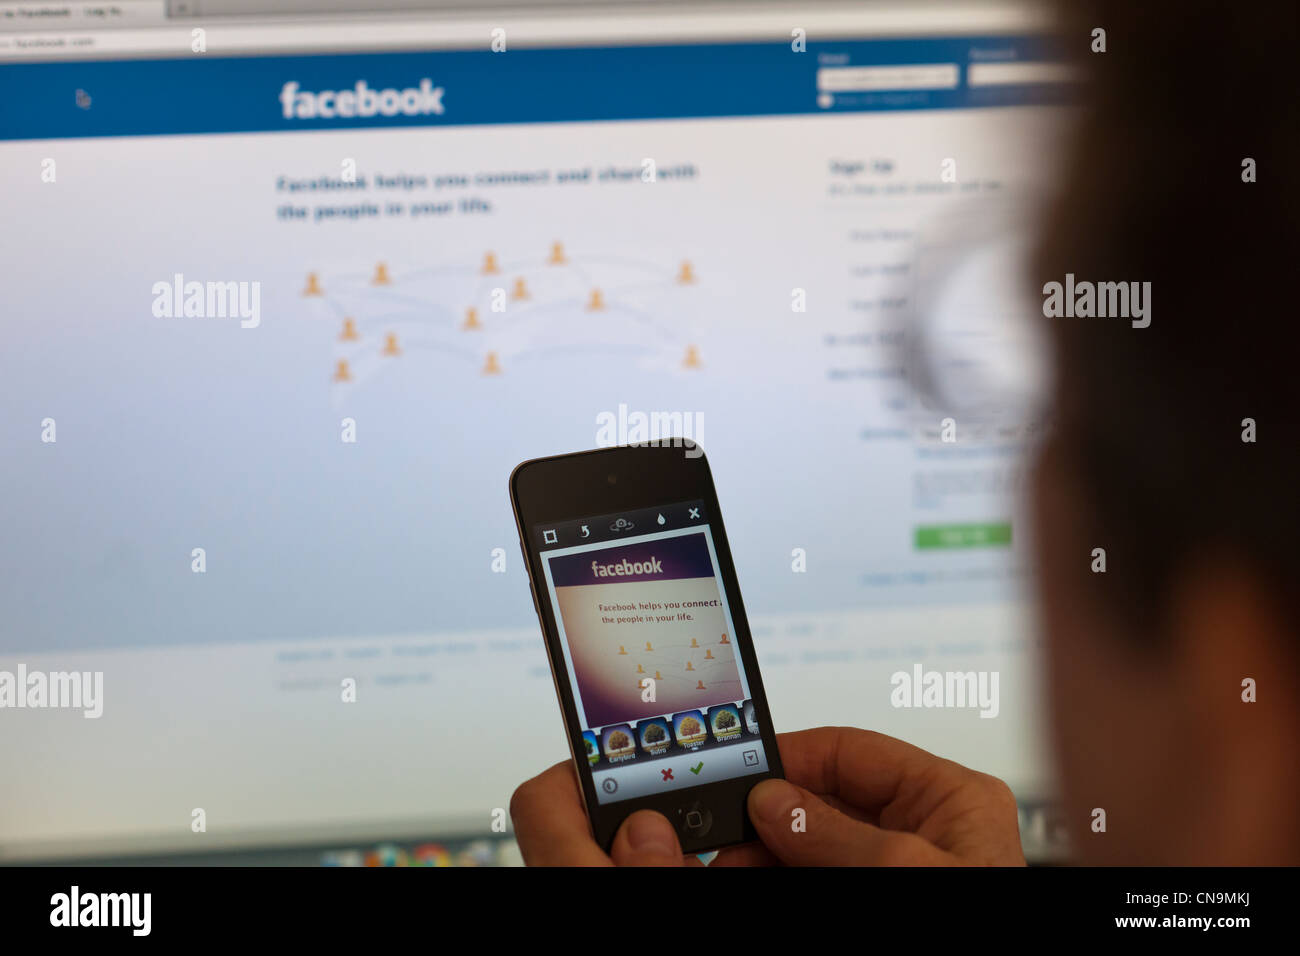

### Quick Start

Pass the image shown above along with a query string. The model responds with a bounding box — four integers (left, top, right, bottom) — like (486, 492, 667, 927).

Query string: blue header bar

(0, 35, 1067, 141)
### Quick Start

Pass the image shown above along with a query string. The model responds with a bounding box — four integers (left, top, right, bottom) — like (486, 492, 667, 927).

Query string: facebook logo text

(279, 80, 445, 120)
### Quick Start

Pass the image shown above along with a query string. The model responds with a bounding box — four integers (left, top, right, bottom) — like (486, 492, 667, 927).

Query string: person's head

(1031, 1, 1300, 863)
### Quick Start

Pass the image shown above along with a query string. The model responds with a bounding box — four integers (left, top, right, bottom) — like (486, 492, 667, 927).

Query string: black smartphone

(509, 443, 784, 854)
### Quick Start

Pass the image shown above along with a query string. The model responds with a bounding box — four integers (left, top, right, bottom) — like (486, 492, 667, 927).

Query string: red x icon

(661, 768, 674, 781)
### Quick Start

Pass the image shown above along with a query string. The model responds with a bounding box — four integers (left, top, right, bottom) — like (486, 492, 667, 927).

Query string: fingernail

(626, 812, 679, 856)
(748, 778, 800, 825)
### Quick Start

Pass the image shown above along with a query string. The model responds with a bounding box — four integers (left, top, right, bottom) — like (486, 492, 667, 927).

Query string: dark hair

(1034, 2, 1300, 630)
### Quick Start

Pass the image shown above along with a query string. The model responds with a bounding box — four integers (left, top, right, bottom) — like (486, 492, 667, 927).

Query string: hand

(509, 758, 703, 866)
(717, 726, 1026, 866)
(509, 726, 1026, 866)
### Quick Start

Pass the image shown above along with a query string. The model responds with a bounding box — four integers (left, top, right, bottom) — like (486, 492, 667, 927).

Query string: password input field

(967, 61, 1075, 86)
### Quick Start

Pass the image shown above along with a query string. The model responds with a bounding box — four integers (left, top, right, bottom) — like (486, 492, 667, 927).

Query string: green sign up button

(914, 522, 1012, 550)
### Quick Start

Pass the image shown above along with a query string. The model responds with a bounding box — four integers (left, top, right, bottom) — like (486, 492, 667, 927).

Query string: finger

(773, 727, 971, 827)
(608, 810, 686, 866)
(510, 760, 612, 866)
(747, 778, 946, 866)
(705, 841, 781, 867)
(820, 792, 882, 825)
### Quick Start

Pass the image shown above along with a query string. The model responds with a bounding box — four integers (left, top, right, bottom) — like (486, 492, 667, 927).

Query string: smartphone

(509, 443, 783, 854)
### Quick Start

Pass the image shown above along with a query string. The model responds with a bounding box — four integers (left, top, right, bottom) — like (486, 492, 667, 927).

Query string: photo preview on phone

(535, 503, 769, 803)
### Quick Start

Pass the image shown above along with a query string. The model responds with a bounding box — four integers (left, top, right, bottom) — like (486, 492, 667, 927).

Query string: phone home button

(678, 801, 713, 839)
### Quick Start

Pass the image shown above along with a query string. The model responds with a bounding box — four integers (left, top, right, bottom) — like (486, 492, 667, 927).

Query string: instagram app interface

(535, 500, 770, 804)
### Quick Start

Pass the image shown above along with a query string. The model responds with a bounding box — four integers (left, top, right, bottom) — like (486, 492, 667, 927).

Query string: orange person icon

(586, 288, 605, 311)
(705, 648, 714, 660)
(511, 277, 529, 300)
(548, 241, 566, 265)
(677, 260, 695, 284)
(637, 664, 645, 674)
(371, 262, 391, 285)
(618, 645, 628, 655)
(696, 680, 706, 691)
(690, 637, 699, 648)
(332, 359, 351, 382)
(463, 307, 481, 330)
(685, 661, 694, 671)
(720, 633, 730, 644)
(339, 318, 359, 341)
(683, 345, 702, 369)
(381, 332, 400, 356)
(654, 671, 662, 680)
(303, 272, 323, 296)
(645, 642, 653, 652)
(482, 352, 502, 375)
(481, 252, 500, 274)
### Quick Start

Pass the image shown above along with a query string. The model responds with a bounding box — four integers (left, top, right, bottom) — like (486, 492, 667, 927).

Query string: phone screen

(532, 498, 772, 804)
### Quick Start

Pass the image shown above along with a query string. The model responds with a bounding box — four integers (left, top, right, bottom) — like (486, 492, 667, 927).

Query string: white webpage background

(0, 107, 1062, 858)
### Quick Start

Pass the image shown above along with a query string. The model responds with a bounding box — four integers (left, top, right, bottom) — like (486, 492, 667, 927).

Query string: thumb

(748, 778, 937, 866)
(609, 810, 686, 866)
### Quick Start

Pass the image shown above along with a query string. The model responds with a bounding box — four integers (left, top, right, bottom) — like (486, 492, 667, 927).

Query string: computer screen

(0, 0, 1071, 863)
